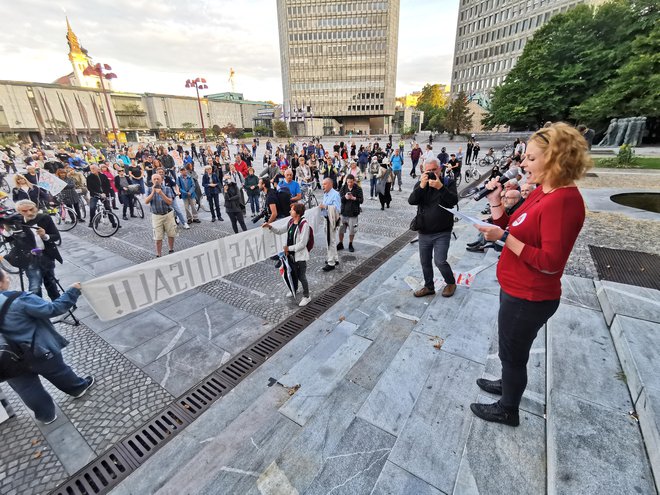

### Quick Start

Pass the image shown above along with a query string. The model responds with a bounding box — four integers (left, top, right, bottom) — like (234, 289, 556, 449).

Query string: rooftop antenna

(228, 67, 235, 93)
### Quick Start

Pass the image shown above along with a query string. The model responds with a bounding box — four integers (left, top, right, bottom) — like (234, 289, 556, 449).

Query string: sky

(0, 0, 459, 102)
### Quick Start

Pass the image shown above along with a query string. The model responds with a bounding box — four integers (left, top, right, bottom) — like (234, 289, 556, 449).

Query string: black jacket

(86, 173, 112, 196)
(408, 179, 458, 234)
(339, 184, 364, 217)
(10, 213, 63, 265)
(223, 183, 243, 213)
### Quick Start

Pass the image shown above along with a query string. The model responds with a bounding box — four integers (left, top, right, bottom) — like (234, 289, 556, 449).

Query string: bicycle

(300, 181, 318, 209)
(445, 167, 462, 188)
(0, 233, 19, 274)
(90, 194, 120, 237)
(463, 160, 480, 184)
(125, 185, 145, 219)
(478, 154, 497, 169)
(46, 200, 77, 232)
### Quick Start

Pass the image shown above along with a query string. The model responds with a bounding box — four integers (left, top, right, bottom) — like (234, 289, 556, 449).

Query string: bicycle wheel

(78, 198, 88, 220)
(55, 206, 77, 232)
(306, 193, 318, 208)
(464, 169, 471, 183)
(132, 197, 145, 218)
(92, 210, 120, 237)
(0, 241, 19, 274)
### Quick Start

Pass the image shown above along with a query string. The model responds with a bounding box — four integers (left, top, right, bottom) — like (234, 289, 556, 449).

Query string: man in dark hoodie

(408, 157, 458, 298)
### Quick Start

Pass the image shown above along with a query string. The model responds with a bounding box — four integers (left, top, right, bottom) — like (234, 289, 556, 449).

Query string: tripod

(16, 268, 80, 326)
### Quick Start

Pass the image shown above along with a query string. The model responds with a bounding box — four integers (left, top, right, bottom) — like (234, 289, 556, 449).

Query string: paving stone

(98, 310, 179, 352)
(211, 314, 274, 356)
(123, 324, 195, 367)
(142, 336, 230, 396)
(610, 315, 660, 488)
(177, 301, 253, 341)
(596, 280, 660, 325)
(156, 292, 220, 321)
(453, 394, 545, 495)
(279, 334, 371, 426)
(357, 330, 439, 436)
(560, 275, 600, 310)
(387, 351, 484, 494)
(43, 421, 96, 475)
(547, 304, 632, 412)
(305, 417, 396, 495)
(547, 389, 656, 495)
(371, 461, 445, 495)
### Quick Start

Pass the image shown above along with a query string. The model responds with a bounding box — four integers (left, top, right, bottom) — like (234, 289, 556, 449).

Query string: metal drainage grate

(590, 245, 660, 290)
(50, 228, 417, 495)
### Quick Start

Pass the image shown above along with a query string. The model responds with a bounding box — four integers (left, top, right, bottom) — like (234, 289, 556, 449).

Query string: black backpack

(276, 188, 291, 218)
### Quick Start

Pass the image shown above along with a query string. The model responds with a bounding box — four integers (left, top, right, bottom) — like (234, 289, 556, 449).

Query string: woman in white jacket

(262, 203, 312, 307)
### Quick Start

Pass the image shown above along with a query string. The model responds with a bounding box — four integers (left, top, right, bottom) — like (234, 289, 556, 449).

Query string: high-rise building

(276, 0, 400, 135)
(450, 0, 589, 99)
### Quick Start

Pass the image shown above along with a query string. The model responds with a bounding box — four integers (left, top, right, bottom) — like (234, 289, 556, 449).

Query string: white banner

(37, 170, 67, 197)
(81, 207, 328, 321)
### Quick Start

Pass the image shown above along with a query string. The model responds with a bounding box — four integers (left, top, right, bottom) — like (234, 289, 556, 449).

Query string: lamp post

(185, 78, 208, 142)
(83, 63, 118, 144)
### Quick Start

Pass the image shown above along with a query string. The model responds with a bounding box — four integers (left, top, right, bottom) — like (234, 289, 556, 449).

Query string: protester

(410, 143, 422, 178)
(278, 169, 302, 203)
(224, 177, 248, 233)
(320, 178, 342, 272)
(85, 164, 115, 227)
(1, 269, 93, 424)
(337, 174, 363, 253)
(408, 157, 458, 298)
(470, 123, 591, 426)
(114, 168, 136, 220)
(177, 167, 199, 225)
(376, 158, 393, 210)
(390, 148, 404, 191)
(156, 167, 188, 229)
(145, 174, 176, 257)
(55, 168, 81, 220)
(202, 166, 223, 222)
(263, 203, 312, 307)
(368, 156, 380, 200)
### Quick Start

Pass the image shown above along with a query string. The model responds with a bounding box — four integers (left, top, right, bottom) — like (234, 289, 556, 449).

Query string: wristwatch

(496, 230, 509, 246)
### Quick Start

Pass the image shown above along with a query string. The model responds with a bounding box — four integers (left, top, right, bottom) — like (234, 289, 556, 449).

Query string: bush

(272, 121, 290, 138)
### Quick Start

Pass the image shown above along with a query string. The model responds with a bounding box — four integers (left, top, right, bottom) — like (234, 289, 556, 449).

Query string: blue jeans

(248, 195, 260, 215)
(26, 256, 60, 301)
(370, 176, 378, 197)
(393, 170, 402, 187)
(418, 231, 455, 290)
(172, 198, 187, 225)
(7, 352, 87, 421)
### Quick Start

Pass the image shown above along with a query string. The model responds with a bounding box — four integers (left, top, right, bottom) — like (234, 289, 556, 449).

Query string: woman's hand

(484, 178, 503, 203)
(476, 224, 505, 242)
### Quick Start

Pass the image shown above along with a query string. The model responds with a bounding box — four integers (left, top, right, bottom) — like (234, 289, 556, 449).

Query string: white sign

(82, 207, 327, 321)
(439, 206, 492, 227)
(37, 170, 67, 197)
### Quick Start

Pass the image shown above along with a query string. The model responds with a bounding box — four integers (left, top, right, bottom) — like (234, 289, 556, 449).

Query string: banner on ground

(37, 170, 67, 197)
(81, 207, 327, 321)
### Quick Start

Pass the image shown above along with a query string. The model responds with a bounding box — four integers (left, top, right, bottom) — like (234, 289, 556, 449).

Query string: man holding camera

(408, 158, 458, 298)
(145, 174, 176, 257)
(3, 200, 63, 301)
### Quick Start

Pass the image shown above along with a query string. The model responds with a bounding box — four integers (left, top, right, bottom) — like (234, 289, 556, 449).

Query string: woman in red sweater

(470, 122, 591, 426)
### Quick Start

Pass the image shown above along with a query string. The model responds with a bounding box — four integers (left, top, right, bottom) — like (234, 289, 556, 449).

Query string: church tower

(66, 18, 109, 89)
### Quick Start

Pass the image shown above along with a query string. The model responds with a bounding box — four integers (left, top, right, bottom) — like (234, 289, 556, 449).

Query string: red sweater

(493, 186, 585, 301)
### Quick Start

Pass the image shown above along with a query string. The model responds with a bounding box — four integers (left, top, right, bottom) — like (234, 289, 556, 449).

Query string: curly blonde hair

(529, 122, 592, 187)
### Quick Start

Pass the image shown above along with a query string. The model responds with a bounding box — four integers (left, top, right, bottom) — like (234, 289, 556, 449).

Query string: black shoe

(72, 376, 95, 399)
(212, 218, 216, 222)
(386, 204, 390, 208)
(130, 214, 137, 218)
(112, 206, 119, 210)
(470, 401, 519, 427)
(322, 264, 335, 272)
(88, 223, 93, 228)
(336, 242, 344, 251)
(193, 219, 201, 223)
(219, 217, 224, 221)
(348, 243, 354, 252)
(466, 245, 485, 253)
(477, 378, 502, 395)
(466, 240, 481, 248)
(381, 206, 384, 211)
(123, 216, 128, 220)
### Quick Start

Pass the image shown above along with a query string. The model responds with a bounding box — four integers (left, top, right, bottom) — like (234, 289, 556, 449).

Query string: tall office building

(450, 0, 588, 99)
(276, 0, 400, 135)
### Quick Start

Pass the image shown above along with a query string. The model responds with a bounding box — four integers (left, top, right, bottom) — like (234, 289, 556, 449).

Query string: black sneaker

(477, 378, 502, 395)
(348, 243, 354, 252)
(322, 264, 335, 272)
(72, 376, 95, 399)
(336, 242, 344, 251)
(470, 401, 519, 427)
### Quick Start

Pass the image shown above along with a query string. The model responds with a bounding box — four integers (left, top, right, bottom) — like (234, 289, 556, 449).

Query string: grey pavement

(1, 138, 659, 494)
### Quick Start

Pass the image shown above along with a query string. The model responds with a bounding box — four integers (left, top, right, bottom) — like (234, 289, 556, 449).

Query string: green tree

(272, 120, 290, 138)
(483, 0, 658, 130)
(416, 84, 449, 131)
(426, 108, 448, 133)
(444, 92, 474, 135)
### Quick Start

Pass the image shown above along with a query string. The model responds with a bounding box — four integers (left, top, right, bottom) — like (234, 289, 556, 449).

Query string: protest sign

(37, 170, 67, 197)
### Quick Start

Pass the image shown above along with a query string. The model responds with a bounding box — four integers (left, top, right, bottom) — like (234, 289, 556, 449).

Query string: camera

(251, 209, 267, 224)
(426, 172, 437, 181)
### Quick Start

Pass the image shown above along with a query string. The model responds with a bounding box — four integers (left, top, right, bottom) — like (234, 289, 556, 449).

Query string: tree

(484, 0, 659, 130)
(181, 122, 196, 130)
(444, 92, 474, 135)
(426, 107, 448, 133)
(254, 125, 271, 137)
(272, 120, 290, 138)
(416, 84, 449, 131)
(220, 123, 242, 138)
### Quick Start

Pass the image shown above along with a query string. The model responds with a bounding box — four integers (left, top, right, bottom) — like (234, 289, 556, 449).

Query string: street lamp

(185, 77, 208, 142)
(84, 63, 118, 145)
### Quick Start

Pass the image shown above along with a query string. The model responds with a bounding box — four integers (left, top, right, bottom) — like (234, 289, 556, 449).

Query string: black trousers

(227, 211, 247, 233)
(207, 193, 222, 219)
(498, 290, 559, 411)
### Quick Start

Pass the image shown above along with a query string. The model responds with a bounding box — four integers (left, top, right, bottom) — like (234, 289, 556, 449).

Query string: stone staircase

(110, 198, 658, 494)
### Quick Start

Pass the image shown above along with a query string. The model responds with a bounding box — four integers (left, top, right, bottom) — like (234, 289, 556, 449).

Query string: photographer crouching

(1, 200, 63, 300)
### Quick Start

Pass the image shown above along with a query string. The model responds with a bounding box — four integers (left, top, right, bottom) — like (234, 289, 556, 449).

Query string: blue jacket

(391, 154, 403, 171)
(177, 175, 197, 200)
(0, 288, 80, 358)
(201, 172, 221, 196)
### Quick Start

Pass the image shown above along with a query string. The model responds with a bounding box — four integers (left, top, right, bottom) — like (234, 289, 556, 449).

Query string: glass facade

(277, 0, 399, 131)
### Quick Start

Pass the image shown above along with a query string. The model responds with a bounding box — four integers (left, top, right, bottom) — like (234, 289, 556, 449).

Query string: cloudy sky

(0, 0, 458, 102)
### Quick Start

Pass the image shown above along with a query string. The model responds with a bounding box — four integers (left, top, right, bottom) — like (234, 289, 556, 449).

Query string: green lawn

(593, 157, 660, 170)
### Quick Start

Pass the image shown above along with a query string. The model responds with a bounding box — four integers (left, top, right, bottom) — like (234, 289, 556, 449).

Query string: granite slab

(387, 351, 484, 494)
(45, 421, 96, 475)
(211, 314, 274, 356)
(304, 417, 396, 495)
(596, 280, 660, 326)
(453, 394, 545, 495)
(98, 311, 179, 353)
(547, 389, 656, 495)
(123, 324, 195, 367)
(357, 330, 440, 436)
(165, 296, 252, 335)
(278, 333, 371, 426)
(560, 275, 600, 310)
(547, 304, 632, 412)
(371, 461, 445, 495)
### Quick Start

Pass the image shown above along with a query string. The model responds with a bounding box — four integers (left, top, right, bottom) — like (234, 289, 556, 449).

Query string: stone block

(371, 461, 444, 495)
(547, 389, 656, 495)
(156, 292, 219, 321)
(44, 421, 96, 475)
(279, 334, 371, 426)
(599, 280, 660, 325)
(304, 417, 396, 495)
(547, 304, 632, 412)
(98, 310, 179, 353)
(357, 331, 440, 436)
(453, 394, 545, 495)
(560, 275, 600, 310)
(211, 314, 273, 356)
(387, 351, 484, 494)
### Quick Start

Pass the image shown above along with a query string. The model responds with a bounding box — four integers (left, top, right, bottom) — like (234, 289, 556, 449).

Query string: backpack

(276, 188, 292, 217)
(288, 219, 314, 251)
